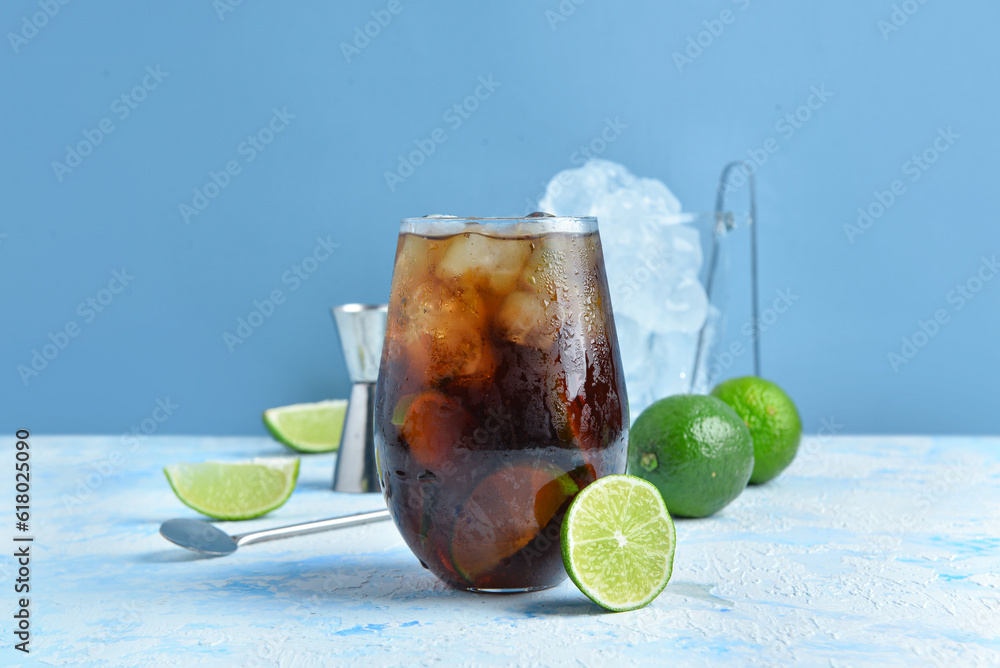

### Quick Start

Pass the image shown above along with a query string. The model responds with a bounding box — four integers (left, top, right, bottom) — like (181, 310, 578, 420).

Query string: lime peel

(561, 475, 676, 612)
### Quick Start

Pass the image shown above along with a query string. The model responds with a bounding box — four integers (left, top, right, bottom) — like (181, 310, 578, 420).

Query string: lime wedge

(263, 399, 347, 453)
(164, 458, 300, 520)
(561, 475, 676, 612)
(450, 463, 578, 584)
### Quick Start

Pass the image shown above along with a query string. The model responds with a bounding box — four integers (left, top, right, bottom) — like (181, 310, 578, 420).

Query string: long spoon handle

(231, 508, 392, 547)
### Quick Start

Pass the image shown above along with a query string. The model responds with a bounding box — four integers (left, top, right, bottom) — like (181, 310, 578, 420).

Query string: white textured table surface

(2, 435, 998, 666)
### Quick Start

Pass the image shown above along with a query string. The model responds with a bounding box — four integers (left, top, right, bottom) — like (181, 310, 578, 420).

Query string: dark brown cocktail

(374, 216, 628, 592)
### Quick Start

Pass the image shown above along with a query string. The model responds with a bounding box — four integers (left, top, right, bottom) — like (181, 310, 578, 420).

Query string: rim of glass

(400, 216, 597, 237)
(332, 303, 388, 313)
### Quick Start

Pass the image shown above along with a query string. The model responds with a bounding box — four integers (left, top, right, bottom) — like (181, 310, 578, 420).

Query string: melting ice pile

(539, 159, 710, 420)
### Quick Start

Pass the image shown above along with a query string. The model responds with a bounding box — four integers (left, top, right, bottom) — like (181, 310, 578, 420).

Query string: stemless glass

(374, 216, 628, 592)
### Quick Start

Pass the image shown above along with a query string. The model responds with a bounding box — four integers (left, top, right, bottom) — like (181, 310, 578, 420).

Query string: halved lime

(164, 458, 300, 520)
(561, 475, 676, 612)
(263, 399, 347, 453)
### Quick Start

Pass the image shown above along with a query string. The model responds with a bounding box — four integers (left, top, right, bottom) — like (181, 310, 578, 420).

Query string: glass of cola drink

(374, 215, 628, 592)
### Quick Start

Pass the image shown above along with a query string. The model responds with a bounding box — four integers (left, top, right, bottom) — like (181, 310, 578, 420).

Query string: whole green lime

(627, 395, 753, 518)
(711, 376, 802, 485)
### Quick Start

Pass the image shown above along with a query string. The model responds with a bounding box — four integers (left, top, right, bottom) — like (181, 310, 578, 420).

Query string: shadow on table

(517, 594, 607, 617)
(130, 547, 636, 615)
(138, 549, 223, 563)
(663, 581, 733, 606)
(515, 581, 731, 616)
(132, 547, 465, 605)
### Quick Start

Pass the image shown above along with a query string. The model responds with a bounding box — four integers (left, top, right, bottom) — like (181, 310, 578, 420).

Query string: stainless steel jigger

(330, 304, 387, 493)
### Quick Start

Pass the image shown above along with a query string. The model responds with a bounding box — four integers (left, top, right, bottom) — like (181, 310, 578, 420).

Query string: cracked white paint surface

(2, 435, 998, 666)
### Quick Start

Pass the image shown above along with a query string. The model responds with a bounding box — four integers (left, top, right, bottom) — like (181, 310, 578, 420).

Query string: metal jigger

(330, 304, 387, 493)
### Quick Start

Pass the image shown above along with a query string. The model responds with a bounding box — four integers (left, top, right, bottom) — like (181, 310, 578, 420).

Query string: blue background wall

(2, 0, 997, 436)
